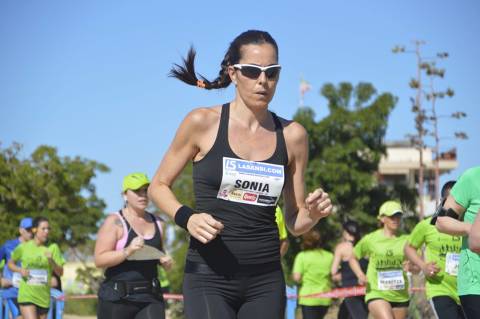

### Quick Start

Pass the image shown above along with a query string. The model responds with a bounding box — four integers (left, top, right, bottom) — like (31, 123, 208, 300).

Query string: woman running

(8, 216, 65, 319)
(148, 30, 332, 319)
(331, 221, 368, 319)
(350, 201, 409, 319)
(95, 172, 171, 319)
(404, 181, 465, 319)
(293, 229, 333, 319)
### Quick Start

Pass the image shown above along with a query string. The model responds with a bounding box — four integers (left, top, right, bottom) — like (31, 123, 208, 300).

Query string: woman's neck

(230, 100, 270, 131)
(382, 227, 397, 238)
(124, 205, 145, 219)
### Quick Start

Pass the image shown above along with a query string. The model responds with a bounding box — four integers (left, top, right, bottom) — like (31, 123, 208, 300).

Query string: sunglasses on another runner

(233, 64, 281, 80)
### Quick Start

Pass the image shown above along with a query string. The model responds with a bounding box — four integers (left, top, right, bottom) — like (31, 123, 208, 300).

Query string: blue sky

(1, 1, 479, 213)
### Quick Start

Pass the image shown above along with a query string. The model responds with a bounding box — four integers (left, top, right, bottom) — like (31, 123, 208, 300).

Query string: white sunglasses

(233, 64, 282, 79)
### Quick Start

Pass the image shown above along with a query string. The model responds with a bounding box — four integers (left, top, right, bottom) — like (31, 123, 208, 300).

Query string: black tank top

(189, 103, 289, 271)
(341, 258, 369, 287)
(104, 210, 163, 301)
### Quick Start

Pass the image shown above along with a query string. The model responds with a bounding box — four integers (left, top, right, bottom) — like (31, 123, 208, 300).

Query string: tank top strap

(270, 111, 289, 166)
(214, 103, 230, 148)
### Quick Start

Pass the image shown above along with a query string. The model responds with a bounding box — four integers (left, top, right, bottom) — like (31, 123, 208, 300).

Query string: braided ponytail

(169, 30, 278, 90)
(168, 46, 231, 90)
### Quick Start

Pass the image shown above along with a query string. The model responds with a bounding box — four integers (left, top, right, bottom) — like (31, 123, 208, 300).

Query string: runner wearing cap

(349, 201, 410, 319)
(95, 173, 172, 319)
(404, 181, 465, 319)
(1, 217, 34, 319)
(293, 229, 333, 319)
(8, 216, 65, 319)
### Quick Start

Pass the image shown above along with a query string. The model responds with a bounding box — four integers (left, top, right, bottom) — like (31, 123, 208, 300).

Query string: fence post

(285, 285, 297, 319)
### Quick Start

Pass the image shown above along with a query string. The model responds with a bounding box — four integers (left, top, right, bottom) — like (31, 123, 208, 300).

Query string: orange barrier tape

(60, 286, 426, 301)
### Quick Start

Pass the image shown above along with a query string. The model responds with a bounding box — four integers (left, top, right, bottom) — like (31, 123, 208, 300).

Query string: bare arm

(283, 122, 332, 236)
(148, 108, 223, 244)
(331, 243, 344, 277)
(8, 258, 29, 278)
(469, 211, 480, 253)
(348, 256, 367, 285)
(279, 239, 289, 257)
(94, 215, 143, 268)
(436, 195, 469, 236)
(292, 272, 302, 283)
(404, 243, 439, 278)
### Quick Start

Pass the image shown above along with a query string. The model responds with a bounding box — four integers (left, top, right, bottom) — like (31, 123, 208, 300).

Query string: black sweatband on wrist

(174, 205, 195, 230)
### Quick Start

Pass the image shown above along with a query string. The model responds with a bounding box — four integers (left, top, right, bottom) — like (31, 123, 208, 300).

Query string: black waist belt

(185, 260, 281, 276)
(111, 278, 161, 297)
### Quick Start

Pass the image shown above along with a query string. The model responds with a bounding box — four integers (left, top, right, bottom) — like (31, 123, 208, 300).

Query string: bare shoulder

(103, 213, 123, 229)
(184, 106, 222, 131)
(277, 117, 307, 145)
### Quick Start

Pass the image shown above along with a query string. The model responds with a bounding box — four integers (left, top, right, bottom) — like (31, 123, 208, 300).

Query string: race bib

(378, 270, 405, 290)
(27, 269, 48, 286)
(12, 272, 22, 288)
(217, 157, 284, 206)
(445, 253, 460, 276)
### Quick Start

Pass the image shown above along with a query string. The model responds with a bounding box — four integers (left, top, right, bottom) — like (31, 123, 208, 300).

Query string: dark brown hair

(169, 30, 278, 90)
(301, 229, 321, 250)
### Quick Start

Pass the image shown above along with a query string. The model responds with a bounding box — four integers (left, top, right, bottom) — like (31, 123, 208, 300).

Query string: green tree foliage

(0, 142, 109, 248)
(292, 82, 416, 251)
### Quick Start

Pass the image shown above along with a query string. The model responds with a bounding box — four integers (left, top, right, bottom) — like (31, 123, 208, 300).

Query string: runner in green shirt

(293, 229, 333, 319)
(8, 216, 65, 319)
(436, 166, 480, 319)
(405, 181, 465, 319)
(350, 200, 409, 319)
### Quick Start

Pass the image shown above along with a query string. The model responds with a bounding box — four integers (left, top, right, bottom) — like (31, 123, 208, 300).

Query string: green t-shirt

(293, 248, 333, 306)
(450, 166, 480, 296)
(11, 241, 65, 308)
(157, 265, 170, 288)
(354, 229, 409, 303)
(408, 217, 461, 303)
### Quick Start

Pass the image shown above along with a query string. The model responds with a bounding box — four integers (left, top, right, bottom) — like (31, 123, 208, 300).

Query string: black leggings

(183, 269, 286, 319)
(337, 296, 368, 319)
(430, 296, 465, 319)
(460, 295, 480, 319)
(97, 299, 165, 319)
(301, 305, 329, 319)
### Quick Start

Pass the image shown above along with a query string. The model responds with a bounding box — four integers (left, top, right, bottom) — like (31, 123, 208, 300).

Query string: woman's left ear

(227, 66, 237, 85)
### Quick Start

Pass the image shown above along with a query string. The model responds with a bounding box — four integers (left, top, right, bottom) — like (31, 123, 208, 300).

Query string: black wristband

(174, 205, 195, 230)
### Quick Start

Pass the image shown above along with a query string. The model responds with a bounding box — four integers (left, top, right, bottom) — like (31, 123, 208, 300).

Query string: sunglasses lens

(240, 66, 262, 79)
(265, 67, 281, 79)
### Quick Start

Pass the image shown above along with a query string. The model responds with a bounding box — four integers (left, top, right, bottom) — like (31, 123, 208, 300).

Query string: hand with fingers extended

(305, 188, 332, 220)
(187, 213, 224, 244)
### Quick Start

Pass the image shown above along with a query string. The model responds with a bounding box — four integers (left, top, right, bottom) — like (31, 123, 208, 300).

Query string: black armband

(174, 205, 195, 230)
(430, 199, 460, 225)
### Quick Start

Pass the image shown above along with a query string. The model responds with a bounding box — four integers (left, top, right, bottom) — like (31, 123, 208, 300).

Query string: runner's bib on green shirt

(450, 166, 480, 296)
(407, 217, 461, 303)
(354, 229, 409, 303)
(11, 241, 65, 308)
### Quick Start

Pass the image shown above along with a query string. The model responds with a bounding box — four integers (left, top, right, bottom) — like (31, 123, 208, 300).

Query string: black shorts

(18, 302, 50, 315)
(430, 296, 465, 319)
(97, 299, 165, 319)
(183, 262, 285, 319)
(367, 298, 409, 308)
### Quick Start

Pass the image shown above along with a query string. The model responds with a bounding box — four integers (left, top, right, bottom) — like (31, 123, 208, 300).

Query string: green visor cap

(122, 172, 150, 192)
(378, 200, 403, 218)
